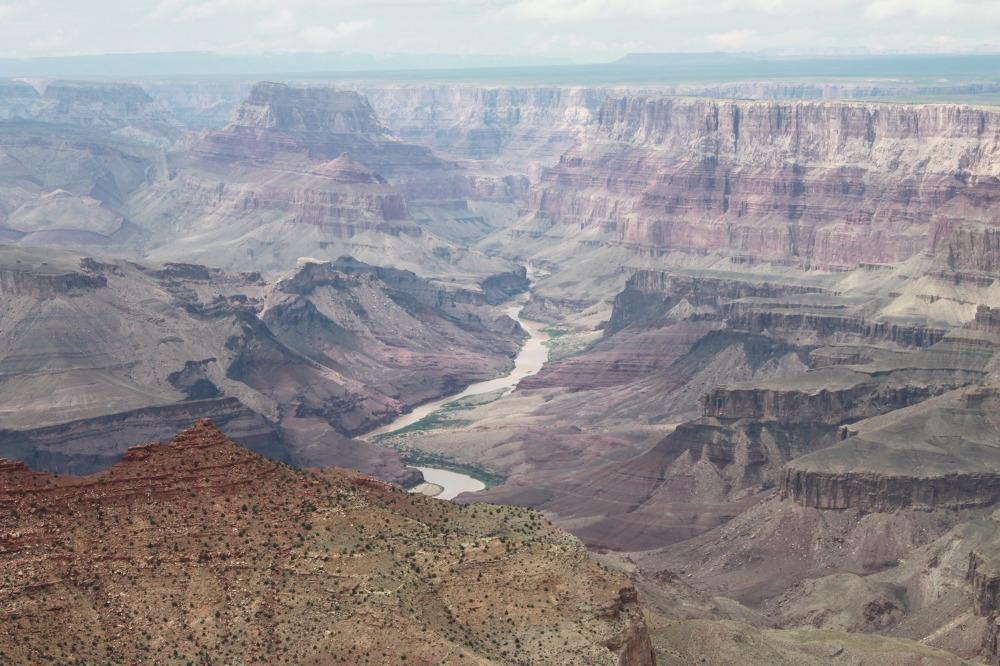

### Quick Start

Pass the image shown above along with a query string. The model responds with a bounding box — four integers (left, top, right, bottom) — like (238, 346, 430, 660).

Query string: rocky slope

(627, 558, 975, 665)
(0, 119, 165, 250)
(127, 81, 522, 279)
(0, 245, 522, 482)
(590, 306, 1000, 661)
(0, 420, 655, 665)
(506, 275, 996, 538)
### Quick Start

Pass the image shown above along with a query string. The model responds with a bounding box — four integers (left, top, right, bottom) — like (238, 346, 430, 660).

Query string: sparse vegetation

(0, 421, 643, 665)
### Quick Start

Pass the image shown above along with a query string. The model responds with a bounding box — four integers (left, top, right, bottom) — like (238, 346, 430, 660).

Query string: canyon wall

(781, 384, 1000, 512)
(361, 85, 605, 168)
(606, 269, 827, 333)
(521, 96, 1000, 271)
(0, 79, 39, 118)
(0, 264, 107, 297)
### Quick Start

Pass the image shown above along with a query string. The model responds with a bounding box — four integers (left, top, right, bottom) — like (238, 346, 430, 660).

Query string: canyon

(2, 68, 1000, 663)
(0, 244, 524, 488)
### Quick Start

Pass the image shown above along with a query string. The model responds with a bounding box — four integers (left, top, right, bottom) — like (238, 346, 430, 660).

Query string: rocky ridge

(0, 420, 655, 665)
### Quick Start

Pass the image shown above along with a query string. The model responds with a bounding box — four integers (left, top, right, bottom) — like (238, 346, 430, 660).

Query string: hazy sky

(1, 0, 999, 61)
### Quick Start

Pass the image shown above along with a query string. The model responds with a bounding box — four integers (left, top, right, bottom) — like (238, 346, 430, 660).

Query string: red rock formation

(197, 81, 445, 177)
(523, 97, 1000, 269)
(0, 420, 655, 665)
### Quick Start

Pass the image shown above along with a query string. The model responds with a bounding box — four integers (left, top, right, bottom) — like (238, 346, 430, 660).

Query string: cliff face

(0, 420, 654, 666)
(781, 386, 1000, 512)
(0, 79, 179, 135)
(969, 550, 1000, 626)
(0, 263, 107, 297)
(0, 80, 39, 119)
(232, 82, 391, 135)
(197, 81, 444, 177)
(606, 269, 826, 333)
(723, 303, 948, 348)
(361, 85, 605, 167)
(702, 380, 959, 424)
(520, 96, 1000, 270)
(782, 468, 1000, 512)
(968, 549, 1000, 665)
(936, 223, 1000, 279)
(597, 97, 1000, 168)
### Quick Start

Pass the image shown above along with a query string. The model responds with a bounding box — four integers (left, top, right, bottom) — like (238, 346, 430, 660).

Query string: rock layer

(503, 97, 1000, 288)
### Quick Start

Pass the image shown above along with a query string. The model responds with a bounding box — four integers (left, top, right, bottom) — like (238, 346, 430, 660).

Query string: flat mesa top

(0, 245, 87, 274)
(789, 388, 1000, 477)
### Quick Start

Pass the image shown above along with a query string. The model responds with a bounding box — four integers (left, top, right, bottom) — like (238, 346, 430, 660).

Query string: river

(360, 287, 550, 500)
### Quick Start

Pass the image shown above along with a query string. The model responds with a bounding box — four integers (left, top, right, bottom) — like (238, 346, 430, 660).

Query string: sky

(0, 0, 999, 61)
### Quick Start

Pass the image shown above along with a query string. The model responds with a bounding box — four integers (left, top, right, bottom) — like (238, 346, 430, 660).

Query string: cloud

(504, 0, 802, 21)
(507, 0, 696, 20)
(28, 29, 65, 53)
(151, 0, 286, 22)
(706, 28, 756, 50)
(502, 0, 1000, 25)
(300, 20, 374, 49)
(525, 32, 655, 56)
(864, 0, 959, 20)
(256, 8, 297, 32)
(863, 0, 1000, 21)
(0, 0, 998, 61)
